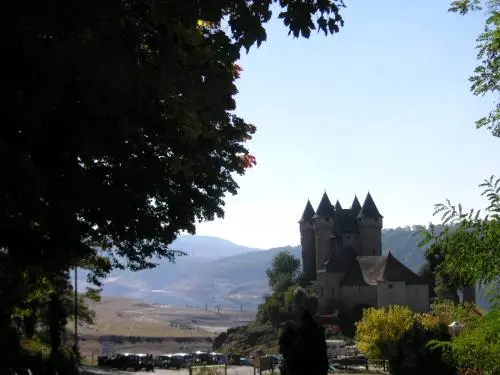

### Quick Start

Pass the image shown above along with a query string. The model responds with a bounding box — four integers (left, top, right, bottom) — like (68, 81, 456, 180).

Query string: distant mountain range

(79, 228, 490, 310)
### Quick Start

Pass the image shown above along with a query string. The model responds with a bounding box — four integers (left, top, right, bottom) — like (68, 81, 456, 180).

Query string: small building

(326, 339, 346, 358)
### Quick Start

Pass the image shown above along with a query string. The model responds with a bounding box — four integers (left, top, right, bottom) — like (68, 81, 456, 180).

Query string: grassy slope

(215, 322, 280, 356)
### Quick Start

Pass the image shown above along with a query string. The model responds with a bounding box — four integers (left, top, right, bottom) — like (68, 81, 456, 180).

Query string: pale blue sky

(195, 0, 500, 249)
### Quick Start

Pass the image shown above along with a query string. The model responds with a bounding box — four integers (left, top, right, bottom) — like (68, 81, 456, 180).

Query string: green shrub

(355, 306, 457, 375)
(448, 308, 500, 374)
(18, 339, 49, 375)
(389, 322, 456, 375)
(18, 340, 78, 375)
(257, 296, 280, 326)
(21, 338, 50, 359)
(56, 346, 79, 375)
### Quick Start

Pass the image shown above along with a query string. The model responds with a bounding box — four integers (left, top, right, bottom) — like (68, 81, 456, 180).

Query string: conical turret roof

(314, 192, 334, 218)
(350, 195, 361, 216)
(335, 200, 342, 213)
(299, 200, 315, 222)
(356, 192, 383, 219)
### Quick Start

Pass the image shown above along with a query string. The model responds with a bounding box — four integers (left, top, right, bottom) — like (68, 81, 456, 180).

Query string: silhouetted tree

(279, 310, 328, 375)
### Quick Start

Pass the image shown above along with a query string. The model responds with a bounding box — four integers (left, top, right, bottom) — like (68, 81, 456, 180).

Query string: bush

(389, 322, 455, 375)
(448, 308, 500, 373)
(355, 305, 456, 375)
(355, 305, 415, 361)
(56, 346, 79, 375)
(257, 296, 280, 326)
(18, 339, 78, 375)
(17, 339, 49, 374)
(426, 300, 482, 328)
(21, 338, 50, 359)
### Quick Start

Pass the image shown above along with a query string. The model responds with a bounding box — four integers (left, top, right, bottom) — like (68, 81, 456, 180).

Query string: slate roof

(339, 252, 424, 285)
(350, 196, 361, 216)
(356, 192, 383, 219)
(323, 245, 356, 273)
(314, 192, 334, 217)
(299, 200, 315, 222)
(335, 200, 342, 212)
(336, 209, 359, 233)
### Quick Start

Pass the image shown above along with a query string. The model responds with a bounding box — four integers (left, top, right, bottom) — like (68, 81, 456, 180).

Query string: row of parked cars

(98, 351, 283, 371)
(98, 351, 229, 371)
(155, 351, 228, 369)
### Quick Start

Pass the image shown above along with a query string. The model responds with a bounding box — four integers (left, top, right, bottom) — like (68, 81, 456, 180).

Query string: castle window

(347, 235, 350, 239)
(320, 287, 324, 297)
(372, 249, 375, 254)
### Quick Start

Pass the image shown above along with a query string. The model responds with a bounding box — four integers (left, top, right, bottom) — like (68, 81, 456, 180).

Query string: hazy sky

(195, 1, 500, 249)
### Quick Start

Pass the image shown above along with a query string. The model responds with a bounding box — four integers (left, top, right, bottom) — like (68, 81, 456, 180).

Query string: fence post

(224, 364, 228, 375)
(189, 365, 192, 375)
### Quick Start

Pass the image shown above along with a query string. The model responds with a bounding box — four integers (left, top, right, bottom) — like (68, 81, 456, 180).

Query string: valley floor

(77, 297, 256, 359)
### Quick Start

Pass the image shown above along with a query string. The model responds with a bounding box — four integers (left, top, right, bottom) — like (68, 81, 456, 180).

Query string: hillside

(84, 227, 434, 309)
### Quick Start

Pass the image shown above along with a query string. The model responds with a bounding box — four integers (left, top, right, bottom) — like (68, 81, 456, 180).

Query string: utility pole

(74, 266, 78, 361)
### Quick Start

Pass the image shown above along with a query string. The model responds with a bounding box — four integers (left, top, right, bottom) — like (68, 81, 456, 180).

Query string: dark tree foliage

(389, 322, 456, 375)
(279, 310, 329, 375)
(0, 0, 346, 279)
(0, 1, 347, 365)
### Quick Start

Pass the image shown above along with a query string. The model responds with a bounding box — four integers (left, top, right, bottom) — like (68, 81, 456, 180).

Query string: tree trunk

(48, 292, 62, 354)
(462, 285, 476, 304)
(0, 301, 20, 369)
(48, 289, 67, 375)
(23, 308, 37, 339)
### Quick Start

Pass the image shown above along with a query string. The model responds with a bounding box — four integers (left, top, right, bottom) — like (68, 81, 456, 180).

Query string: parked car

(14, 370, 33, 375)
(191, 351, 215, 365)
(104, 353, 145, 371)
(155, 354, 184, 369)
(210, 353, 228, 365)
(239, 357, 252, 366)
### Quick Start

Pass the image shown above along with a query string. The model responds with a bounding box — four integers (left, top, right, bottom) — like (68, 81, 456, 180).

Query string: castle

(299, 191, 429, 316)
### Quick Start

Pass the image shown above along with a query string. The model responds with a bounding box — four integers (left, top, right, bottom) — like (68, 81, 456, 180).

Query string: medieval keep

(299, 192, 429, 315)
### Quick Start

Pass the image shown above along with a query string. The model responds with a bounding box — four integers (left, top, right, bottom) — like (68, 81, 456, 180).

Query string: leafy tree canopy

(0, 0, 346, 279)
(449, 0, 500, 136)
(266, 251, 301, 289)
(419, 176, 500, 287)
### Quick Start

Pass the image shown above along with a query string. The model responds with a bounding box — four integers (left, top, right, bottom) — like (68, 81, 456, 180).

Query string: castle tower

(313, 192, 335, 271)
(299, 200, 317, 281)
(356, 192, 383, 256)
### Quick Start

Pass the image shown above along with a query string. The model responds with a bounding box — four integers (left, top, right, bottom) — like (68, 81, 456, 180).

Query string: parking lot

(82, 366, 260, 375)
(148, 367, 256, 375)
